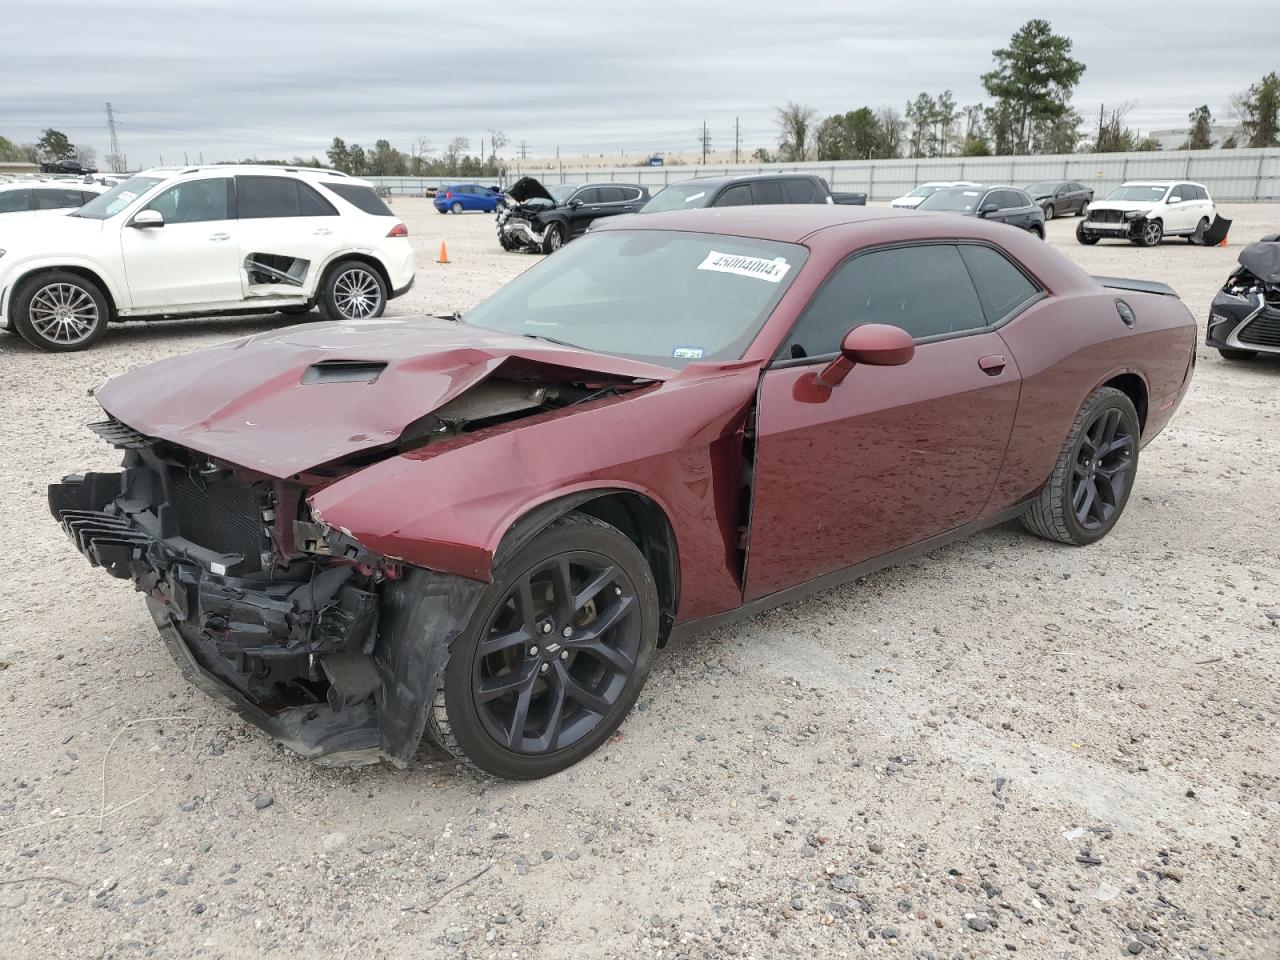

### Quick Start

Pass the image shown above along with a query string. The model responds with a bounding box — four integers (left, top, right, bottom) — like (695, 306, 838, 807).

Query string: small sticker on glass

(697, 250, 791, 283)
(673, 346, 704, 359)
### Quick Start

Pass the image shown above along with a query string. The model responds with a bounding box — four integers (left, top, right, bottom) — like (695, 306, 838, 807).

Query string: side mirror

(817, 324, 914, 388)
(568, 199, 583, 210)
(978, 202, 999, 216)
(1166, 195, 1181, 204)
(130, 209, 164, 228)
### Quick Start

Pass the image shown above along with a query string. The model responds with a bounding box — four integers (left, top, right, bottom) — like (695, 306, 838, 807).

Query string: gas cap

(1115, 299, 1136, 327)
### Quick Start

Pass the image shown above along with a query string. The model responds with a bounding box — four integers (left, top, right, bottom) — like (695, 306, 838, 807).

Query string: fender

(308, 364, 763, 623)
(309, 247, 391, 298)
(2, 254, 128, 317)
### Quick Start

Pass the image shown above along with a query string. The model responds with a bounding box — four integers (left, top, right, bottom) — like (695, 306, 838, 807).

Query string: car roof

(133, 164, 379, 191)
(1119, 180, 1204, 188)
(0, 178, 104, 191)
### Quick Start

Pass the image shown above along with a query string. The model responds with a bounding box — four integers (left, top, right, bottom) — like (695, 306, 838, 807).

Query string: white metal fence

(369, 148, 1280, 202)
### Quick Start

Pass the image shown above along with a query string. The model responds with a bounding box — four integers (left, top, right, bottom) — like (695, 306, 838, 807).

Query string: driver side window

(145, 178, 233, 223)
(780, 244, 987, 359)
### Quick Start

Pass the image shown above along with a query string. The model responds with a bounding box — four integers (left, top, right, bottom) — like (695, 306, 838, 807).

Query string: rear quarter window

(960, 245, 1041, 323)
(323, 182, 394, 215)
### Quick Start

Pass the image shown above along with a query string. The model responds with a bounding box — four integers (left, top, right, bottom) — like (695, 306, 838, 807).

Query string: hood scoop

(302, 360, 389, 384)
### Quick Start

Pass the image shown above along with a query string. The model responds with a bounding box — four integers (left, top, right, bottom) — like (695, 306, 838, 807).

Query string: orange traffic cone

(437, 241, 450, 264)
(1218, 236, 1228, 248)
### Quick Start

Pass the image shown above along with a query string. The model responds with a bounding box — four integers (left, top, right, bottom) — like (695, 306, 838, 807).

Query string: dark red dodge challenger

(50, 206, 1196, 778)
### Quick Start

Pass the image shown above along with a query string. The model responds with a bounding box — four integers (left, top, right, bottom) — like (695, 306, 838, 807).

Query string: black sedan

(1024, 180, 1094, 219)
(915, 184, 1046, 238)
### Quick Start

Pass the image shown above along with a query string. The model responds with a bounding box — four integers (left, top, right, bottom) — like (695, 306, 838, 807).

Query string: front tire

(1075, 222, 1099, 245)
(427, 513, 660, 779)
(541, 223, 565, 255)
(13, 271, 110, 352)
(1021, 387, 1140, 546)
(1218, 347, 1257, 361)
(1136, 219, 1163, 247)
(319, 260, 386, 322)
(1044, 204, 1055, 220)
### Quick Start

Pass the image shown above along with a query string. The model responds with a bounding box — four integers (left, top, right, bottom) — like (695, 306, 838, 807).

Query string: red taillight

(445, 190, 452, 199)
(387, 222, 408, 238)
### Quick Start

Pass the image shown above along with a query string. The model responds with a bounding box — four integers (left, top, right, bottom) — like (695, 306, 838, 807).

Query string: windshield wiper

(522, 333, 576, 348)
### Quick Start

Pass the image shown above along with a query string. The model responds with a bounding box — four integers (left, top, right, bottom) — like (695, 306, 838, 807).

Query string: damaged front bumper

(49, 437, 484, 767)
(496, 207, 548, 249)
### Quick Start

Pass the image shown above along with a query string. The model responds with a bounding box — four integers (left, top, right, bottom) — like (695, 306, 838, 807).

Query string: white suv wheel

(321, 261, 387, 323)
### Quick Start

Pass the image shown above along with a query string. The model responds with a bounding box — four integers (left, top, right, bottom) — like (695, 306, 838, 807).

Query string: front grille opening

(168, 469, 271, 571)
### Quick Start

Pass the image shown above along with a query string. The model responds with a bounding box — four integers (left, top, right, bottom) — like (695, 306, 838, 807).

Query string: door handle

(979, 355, 1007, 375)
(313, 228, 333, 236)
(208, 232, 230, 241)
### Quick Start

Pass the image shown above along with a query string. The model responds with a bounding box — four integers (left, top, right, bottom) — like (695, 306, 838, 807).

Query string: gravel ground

(1, 200, 1277, 960)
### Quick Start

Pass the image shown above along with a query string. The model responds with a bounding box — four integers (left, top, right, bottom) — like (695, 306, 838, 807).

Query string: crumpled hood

(1238, 239, 1280, 285)
(95, 317, 673, 479)
(505, 177, 557, 204)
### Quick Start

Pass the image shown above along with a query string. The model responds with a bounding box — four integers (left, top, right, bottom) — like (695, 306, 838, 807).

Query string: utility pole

(1097, 103, 1105, 150)
(699, 121, 710, 165)
(519, 140, 529, 160)
(734, 117, 741, 165)
(104, 102, 125, 173)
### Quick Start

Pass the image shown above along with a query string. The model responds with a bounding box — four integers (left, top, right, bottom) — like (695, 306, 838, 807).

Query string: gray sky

(3, 0, 1276, 165)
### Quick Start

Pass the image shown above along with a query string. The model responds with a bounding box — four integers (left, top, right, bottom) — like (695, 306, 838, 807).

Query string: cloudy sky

(3, 0, 1275, 165)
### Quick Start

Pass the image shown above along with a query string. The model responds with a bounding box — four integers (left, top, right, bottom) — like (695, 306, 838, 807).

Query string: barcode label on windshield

(697, 251, 791, 283)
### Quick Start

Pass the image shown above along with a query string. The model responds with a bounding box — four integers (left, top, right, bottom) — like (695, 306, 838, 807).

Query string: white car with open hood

(0, 165, 416, 352)
(1076, 180, 1216, 247)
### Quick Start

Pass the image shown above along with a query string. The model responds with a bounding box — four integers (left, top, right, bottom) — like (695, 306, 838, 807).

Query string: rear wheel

(319, 260, 386, 322)
(1136, 219, 1163, 247)
(1078, 201, 1089, 217)
(1075, 221, 1099, 245)
(1044, 204, 1055, 220)
(451, 201, 463, 214)
(13, 271, 110, 352)
(1218, 347, 1257, 361)
(427, 513, 660, 779)
(1021, 387, 1140, 546)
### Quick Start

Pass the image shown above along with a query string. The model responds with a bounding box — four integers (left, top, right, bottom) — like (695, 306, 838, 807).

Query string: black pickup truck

(638, 173, 865, 213)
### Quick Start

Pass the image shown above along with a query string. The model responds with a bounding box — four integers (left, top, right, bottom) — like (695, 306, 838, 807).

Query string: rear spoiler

(1092, 276, 1179, 298)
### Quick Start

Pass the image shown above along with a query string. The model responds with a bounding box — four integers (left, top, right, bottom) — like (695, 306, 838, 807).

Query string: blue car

(434, 183, 505, 214)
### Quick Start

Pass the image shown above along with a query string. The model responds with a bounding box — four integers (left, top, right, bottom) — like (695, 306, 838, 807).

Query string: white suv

(1077, 180, 1216, 247)
(0, 179, 110, 223)
(0, 165, 416, 351)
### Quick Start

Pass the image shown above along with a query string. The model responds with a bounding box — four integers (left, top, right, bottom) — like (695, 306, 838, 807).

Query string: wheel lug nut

(540, 662, 550, 673)
(541, 622, 552, 634)
(614, 586, 622, 595)
(529, 645, 539, 656)
(562, 626, 572, 638)
(560, 650, 569, 660)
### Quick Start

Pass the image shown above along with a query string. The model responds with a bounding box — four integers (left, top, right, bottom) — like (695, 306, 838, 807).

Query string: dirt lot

(1, 200, 1277, 960)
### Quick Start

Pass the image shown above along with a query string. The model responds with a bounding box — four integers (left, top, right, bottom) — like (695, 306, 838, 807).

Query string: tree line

(765, 21, 1280, 162)
(0, 128, 97, 167)
(324, 133, 507, 178)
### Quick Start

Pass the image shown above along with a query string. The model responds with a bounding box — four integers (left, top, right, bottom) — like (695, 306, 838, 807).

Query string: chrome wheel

(332, 268, 382, 319)
(1139, 220, 1163, 246)
(27, 282, 100, 346)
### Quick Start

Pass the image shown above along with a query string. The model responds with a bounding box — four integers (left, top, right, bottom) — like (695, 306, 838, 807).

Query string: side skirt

(667, 502, 1031, 643)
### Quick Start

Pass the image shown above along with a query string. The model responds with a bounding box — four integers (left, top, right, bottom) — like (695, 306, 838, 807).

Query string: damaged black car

(1206, 233, 1280, 360)
(496, 177, 648, 253)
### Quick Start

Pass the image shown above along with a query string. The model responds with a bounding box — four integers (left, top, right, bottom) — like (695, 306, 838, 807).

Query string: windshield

(907, 184, 943, 198)
(1026, 181, 1058, 196)
(463, 231, 807, 369)
(639, 182, 715, 213)
(73, 176, 162, 219)
(550, 184, 579, 203)
(916, 187, 984, 212)
(1106, 185, 1169, 202)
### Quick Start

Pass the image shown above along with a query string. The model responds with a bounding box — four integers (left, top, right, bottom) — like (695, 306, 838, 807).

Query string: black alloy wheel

(1069, 406, 1136, 533)
(1022, 386, 1140, 546)
(428, 514, 659, 778)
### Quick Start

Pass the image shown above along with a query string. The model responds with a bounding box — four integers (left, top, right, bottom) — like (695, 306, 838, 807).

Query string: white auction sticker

(697, 250, 791, 283)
